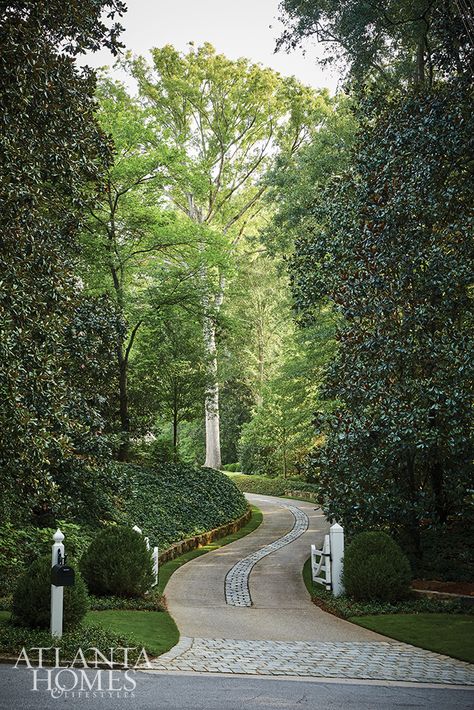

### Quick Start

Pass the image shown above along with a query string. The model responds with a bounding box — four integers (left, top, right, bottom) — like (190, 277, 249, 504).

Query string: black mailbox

(51, 564, 75, 587)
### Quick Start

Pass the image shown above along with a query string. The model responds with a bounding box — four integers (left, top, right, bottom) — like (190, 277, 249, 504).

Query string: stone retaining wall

(158, 507, 252, 564)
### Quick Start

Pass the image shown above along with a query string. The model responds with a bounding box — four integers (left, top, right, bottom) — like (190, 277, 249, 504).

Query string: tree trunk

(203, 312, 221, 469)
(117, 348, 130, 462)
(172, 388, 179, 460)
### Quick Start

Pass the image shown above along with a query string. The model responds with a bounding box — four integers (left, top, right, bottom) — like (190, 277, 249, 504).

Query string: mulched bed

(412, 579, 474, 596)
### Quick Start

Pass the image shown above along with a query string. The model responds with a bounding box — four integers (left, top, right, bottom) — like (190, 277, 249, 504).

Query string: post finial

(53, 529, 64, 543)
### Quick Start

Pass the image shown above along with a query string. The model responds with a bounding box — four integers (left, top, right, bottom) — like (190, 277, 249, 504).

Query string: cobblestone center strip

(224, 504, 309, 607)
(148, 637, 474, 685)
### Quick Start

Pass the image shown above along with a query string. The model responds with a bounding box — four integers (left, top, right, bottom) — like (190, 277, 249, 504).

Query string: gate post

(329, 523, 344, 597)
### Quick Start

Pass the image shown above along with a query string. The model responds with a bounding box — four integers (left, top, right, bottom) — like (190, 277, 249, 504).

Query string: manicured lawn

(85, 609, 178, 657)
(156, 504, 263, 595)
(352, 613, 474, 664)
(303, 558, 473, 664)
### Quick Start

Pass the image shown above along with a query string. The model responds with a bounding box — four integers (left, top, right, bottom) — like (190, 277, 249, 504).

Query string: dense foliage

(226, 472, 319, 499)
(12, 554, 89, 629)
(290, 82, 473, 541)
(273, 1, 474, 564)
(343, 532, 412, 602)
(0, 522, 94, 594)
(0, 1, 125, 520)
(122, 464, 248, 548)
(278, 0, 472, 85)
(80, 527, 154, 598)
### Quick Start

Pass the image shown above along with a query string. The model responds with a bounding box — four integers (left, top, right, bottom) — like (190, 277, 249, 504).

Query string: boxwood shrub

(343, 531, 412, 602)
(12, 554, 88, 630)
(80, 527, 154, 598)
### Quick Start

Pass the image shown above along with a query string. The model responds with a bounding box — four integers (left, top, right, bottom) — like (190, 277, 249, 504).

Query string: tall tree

(290, 82, 473, 540)
(276, 0, 473, 549)
(82, 79, 210, 459)
(127, 43, 327, 468)
(278, 0, 473, 86)
(0, 1, 125, 517)
(130, 305, 207, 458)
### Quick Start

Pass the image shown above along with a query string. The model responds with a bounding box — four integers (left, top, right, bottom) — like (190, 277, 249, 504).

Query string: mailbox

(51, 564, 75, 587)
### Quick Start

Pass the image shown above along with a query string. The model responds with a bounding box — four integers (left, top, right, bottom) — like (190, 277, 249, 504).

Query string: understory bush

(222, 463, 241, 472)
(80, 527, 154, 598)
(0, 621, 142, 665)
(343, 531, 412, 602)
(12, 555, 88, 630)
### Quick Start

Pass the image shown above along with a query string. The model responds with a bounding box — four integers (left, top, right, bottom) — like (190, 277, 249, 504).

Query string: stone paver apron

(150, 496, 474, 686)
(225, 504, 309, 607)
(149, 637, 474, 685)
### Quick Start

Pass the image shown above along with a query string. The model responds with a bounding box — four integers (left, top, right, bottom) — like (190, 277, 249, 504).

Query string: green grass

(303, 556, 314, 595)
(352, 614, 474, 664)
(156, 504, 263, 595)
(84, 610, 178, 657)
(303, 558, 473, 663)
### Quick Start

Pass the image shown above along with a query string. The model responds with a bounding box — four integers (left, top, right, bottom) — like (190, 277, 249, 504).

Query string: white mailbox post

(50, 529, 65, 638)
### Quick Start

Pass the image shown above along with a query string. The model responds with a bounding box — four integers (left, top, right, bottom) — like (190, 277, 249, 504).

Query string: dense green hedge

(12, 555, 89, 629)
(343, 532, 412, 602)
(225, 472, 320, 498)
(121, 464, 248, 548)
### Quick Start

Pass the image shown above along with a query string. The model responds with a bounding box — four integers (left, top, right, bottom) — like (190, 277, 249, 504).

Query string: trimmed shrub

(343, 531, 412, 602)
(80, 527, 154, 598)
(12, 555, 88, 630)
(222, 463, 241, 472)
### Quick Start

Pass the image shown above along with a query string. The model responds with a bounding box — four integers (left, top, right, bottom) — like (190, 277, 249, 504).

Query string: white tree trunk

(203, 312, 221, 469)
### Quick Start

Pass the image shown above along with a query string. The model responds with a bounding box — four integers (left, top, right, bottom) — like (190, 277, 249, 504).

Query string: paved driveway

(152, 494, 474, 685)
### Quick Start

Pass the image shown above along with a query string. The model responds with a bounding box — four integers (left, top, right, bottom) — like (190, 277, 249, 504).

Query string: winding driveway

(149, 494, 473, 686)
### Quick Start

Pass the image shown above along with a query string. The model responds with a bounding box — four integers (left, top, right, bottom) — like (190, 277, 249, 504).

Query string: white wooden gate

(310, 523, 345, 597)
(311, 535, 332, 590)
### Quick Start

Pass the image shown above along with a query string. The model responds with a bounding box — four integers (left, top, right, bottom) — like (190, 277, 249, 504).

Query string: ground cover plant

(225, 472, 320, 499)
(121, 464, 248, 548)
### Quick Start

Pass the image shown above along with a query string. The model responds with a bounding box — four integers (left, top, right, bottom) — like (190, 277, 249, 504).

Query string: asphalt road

(0, 666, 472, 710)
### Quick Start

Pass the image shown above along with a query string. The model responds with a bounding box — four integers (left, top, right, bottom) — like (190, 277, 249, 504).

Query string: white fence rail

(133, 525, 159, 587)
(311, 535, 331, 590)
(311, 523, 345, 597)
